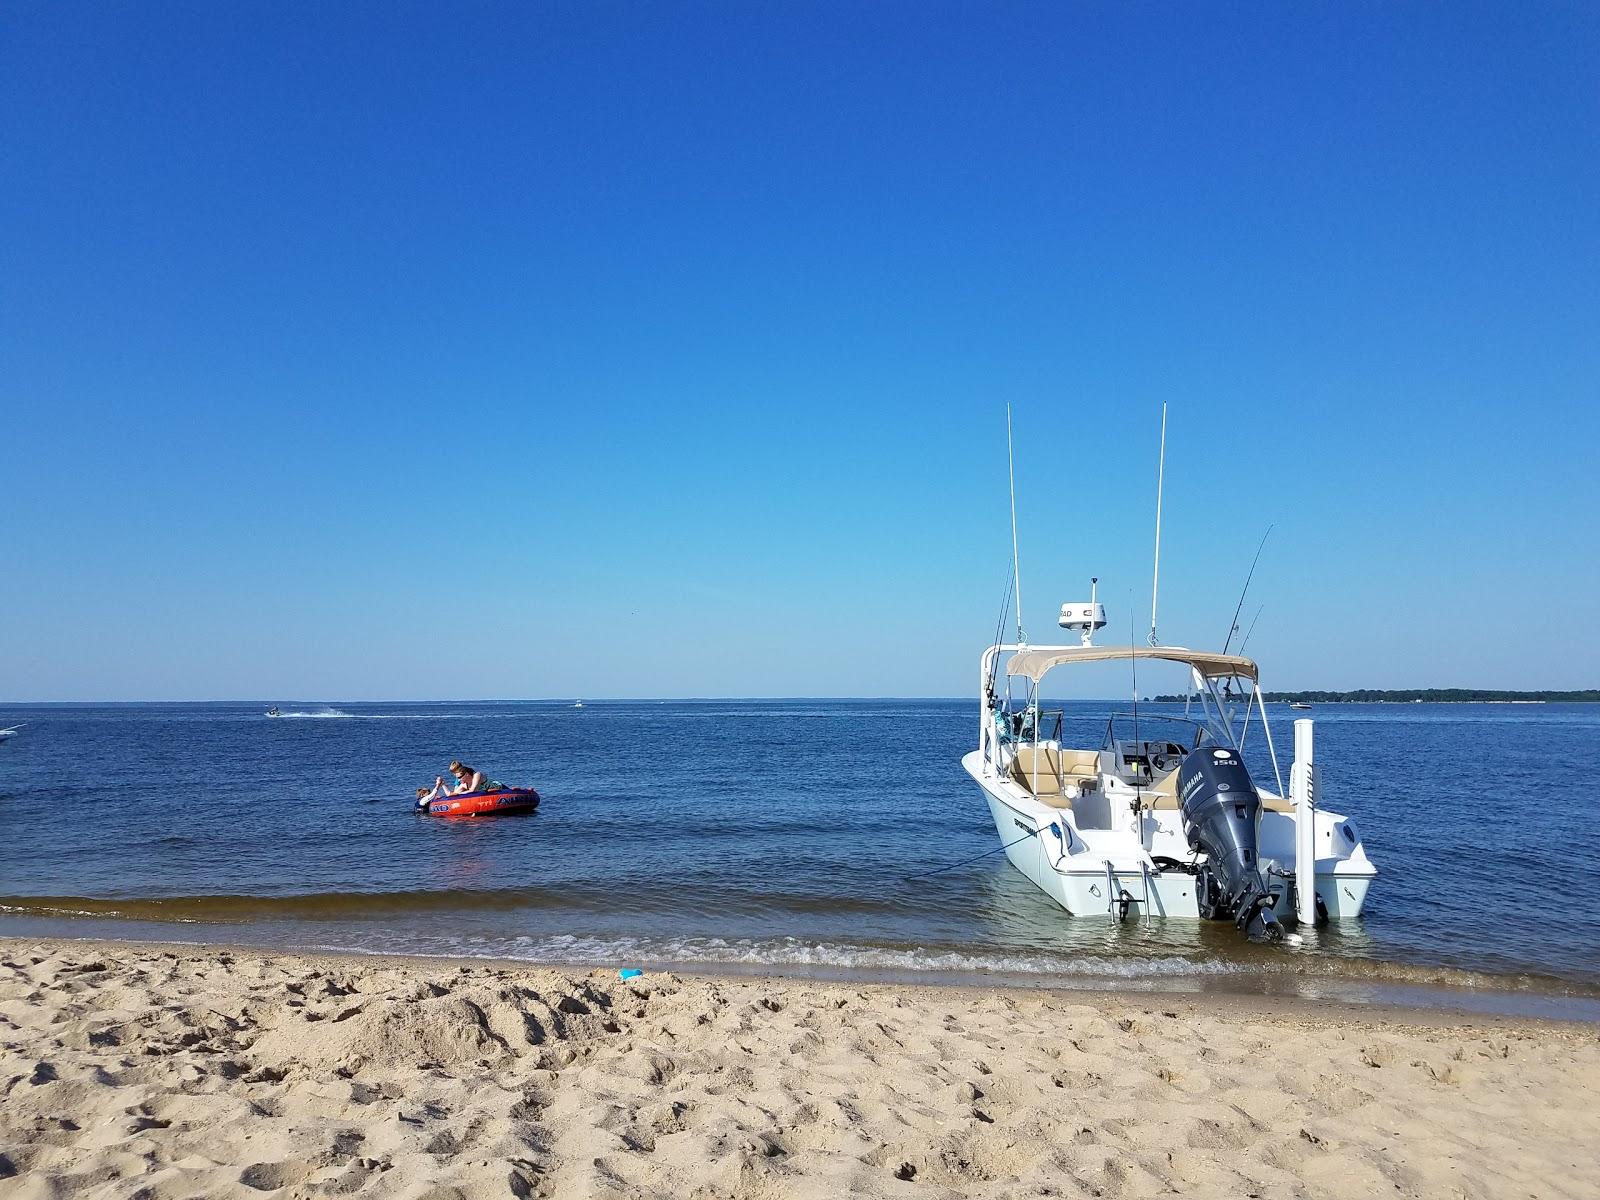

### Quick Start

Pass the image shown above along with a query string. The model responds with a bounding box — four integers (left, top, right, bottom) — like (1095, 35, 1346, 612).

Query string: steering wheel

(1150, 752, 1172, 773)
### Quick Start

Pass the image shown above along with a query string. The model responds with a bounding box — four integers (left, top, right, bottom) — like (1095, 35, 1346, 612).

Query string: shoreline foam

(5, 922, 1598, 1025)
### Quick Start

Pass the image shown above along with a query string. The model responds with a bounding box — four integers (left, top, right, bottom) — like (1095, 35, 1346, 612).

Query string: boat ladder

(1104, 860, 1161, 920)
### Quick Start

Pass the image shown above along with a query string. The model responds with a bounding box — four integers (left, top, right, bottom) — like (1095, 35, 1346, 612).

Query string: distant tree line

(1148, 688, 1600, 703)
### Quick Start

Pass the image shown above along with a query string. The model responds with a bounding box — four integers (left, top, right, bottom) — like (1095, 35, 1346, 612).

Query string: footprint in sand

(238, 1160, 309, 1191)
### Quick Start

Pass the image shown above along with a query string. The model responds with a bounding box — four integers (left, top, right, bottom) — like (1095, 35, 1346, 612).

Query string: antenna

(1222, 526, 1273, 654)
(1006, 403, 1026, 644)
(1149, 403, 1167, 647)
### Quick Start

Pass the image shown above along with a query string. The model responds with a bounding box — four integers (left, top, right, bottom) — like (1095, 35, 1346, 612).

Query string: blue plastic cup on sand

(618, 968, 643, 981)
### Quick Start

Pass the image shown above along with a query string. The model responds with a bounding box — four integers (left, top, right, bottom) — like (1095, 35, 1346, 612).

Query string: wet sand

(2, 937, 1597, 1198)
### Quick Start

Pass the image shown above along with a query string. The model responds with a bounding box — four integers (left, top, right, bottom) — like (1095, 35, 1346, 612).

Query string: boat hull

(979, 784, 1209, 917)
(966, 754, 1371, 922)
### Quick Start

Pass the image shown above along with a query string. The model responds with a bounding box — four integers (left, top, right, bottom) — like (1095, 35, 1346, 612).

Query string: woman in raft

(445, 760, 502, 794)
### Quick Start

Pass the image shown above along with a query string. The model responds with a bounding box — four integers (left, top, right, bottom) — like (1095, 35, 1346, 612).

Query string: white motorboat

(964, 404, 1375, 940)
(0, 723, 23, 744)
(964, 618, 1377, 940)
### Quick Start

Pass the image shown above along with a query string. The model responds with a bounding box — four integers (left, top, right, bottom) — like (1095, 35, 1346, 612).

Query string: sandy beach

(1, 939, 1596, 1199)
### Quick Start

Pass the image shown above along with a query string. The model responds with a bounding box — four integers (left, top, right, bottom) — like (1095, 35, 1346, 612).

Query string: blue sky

(4, 2, 1597, 700)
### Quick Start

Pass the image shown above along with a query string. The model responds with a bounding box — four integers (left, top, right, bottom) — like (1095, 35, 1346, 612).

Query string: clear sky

(4, 2, 1597, 701)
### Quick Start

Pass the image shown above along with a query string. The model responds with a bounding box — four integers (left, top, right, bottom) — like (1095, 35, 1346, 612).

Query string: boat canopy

(1003, 645, 1259, 683)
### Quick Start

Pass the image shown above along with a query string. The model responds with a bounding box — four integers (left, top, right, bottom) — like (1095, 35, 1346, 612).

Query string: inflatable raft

(427, 788, 540, 818)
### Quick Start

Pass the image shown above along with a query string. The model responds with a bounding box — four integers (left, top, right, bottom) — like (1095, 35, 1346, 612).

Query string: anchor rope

(901, 827, 1041, 881)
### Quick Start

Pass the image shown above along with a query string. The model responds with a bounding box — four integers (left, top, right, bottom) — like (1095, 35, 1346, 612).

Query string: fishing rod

(990, 564, 1014, 654)
(1129, 603, 1142, 811)
(1238, 604, 1265, 655)
(1221, 526, 1273, 655)
(985, 565, 1015, 710)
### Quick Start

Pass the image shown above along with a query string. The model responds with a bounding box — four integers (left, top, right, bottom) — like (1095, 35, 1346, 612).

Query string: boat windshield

(1100, 712, 1218, 755)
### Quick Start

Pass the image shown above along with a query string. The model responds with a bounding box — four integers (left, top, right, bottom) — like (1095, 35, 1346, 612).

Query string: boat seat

(1142, 770, 1182, 809)
(1010, 747, 1099, 803)
(1140, 770, 1294, 813)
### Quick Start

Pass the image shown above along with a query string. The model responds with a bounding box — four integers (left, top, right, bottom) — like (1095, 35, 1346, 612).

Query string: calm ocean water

(2, 699, 1597, 1018)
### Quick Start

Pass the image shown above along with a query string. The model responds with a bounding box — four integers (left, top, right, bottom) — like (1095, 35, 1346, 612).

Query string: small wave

(519, 934, 1241, 980)
(301, 931, 1600, 999)
(300, 931, 1256, 980)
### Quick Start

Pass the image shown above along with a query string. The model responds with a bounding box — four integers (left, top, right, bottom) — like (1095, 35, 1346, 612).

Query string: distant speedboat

(265, 708, 281, 718)
(0, 723, 23, 744)
(572, 701, 584, 709)
(1288, 701, 1312, 710)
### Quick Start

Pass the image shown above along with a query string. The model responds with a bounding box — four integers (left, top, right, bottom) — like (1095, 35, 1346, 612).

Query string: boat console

(1100, 714, 1203, 785)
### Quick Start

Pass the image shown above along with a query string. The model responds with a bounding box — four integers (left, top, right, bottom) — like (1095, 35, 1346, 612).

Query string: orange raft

(427, 788, 541, 818)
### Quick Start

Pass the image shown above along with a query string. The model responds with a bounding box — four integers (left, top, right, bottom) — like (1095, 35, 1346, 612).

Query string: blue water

(1, 700, 1597, 1014)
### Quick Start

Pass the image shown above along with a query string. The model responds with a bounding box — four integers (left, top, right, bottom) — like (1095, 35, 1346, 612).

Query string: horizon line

(4, 689, 1595, 707)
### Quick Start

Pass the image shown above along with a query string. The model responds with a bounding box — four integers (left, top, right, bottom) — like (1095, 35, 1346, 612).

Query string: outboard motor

(1176, 746, 1283, 941)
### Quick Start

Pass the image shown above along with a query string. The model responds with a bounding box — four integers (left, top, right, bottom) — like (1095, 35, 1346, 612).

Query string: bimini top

(1004, 644, 1259, 683)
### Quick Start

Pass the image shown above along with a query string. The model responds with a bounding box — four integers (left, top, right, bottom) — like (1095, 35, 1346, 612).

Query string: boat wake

(262, 710, 570, 721)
